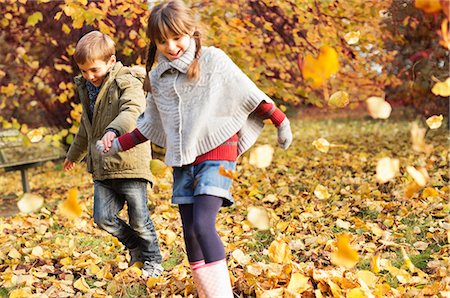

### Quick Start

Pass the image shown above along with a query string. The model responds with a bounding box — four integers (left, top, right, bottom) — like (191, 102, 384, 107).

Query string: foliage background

(0, 0, 448, 137)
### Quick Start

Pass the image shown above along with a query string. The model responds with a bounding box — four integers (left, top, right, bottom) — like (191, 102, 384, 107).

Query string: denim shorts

(172, 160, 236, 206)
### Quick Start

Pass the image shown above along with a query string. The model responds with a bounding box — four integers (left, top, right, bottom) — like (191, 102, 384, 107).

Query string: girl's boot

(191, 259, 233, 298)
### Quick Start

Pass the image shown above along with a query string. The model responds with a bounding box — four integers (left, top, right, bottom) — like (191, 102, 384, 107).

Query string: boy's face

(156, 32, 191, 61)
(78, 55, 116, 87)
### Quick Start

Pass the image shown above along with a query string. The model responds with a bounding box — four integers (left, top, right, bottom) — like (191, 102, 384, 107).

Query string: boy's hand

(64, 159, 75, 171)
(99, 131, 117, 152)
(277, 118, 292, 149)
(96, 139, 122, 156)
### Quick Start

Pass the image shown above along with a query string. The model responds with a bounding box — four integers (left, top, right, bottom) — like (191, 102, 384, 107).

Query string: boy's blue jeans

(93, 179, 162, 264)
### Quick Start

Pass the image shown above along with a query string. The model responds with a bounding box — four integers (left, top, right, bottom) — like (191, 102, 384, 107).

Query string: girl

(98, 0, 292, 296)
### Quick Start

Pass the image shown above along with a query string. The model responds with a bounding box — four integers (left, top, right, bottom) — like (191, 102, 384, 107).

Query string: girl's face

(78, 55, 116, 87)
(156, 32, 191, 61)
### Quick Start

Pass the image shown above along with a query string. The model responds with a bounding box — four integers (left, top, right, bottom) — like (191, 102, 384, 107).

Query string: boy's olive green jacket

(66, 62, 153, 183)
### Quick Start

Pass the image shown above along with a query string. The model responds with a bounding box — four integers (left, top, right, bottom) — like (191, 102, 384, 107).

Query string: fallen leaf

(314, 184, 331, 199)
(287, 272, 311, 293)
(431, 77, 450, 96)
(268, 239, 292, 264)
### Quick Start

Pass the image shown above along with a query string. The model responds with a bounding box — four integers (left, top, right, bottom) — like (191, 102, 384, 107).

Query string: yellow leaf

(415, 0, 442, 13)
(356, 270, 378, 288)
(247, 206, 270, 230)
(9, 288, 32, 298)
(8, 248, 22, 259)
(302, 46, 339, 88)
(249, 144, 274, 168)
(410, 122, 433, 153)
(26, 128, 45, 143)
(60, 257, 73, 266)
(371, 254, 381, 273)
(406, 166, 429, 187)
(404, 182, 422, 199)
(62, 23, 71, 34)
(330, 234, 359, 269)
(1, 83, 16, 96)
(431, 78, 450, 96)
(328, 91, 349, 108)
(218, 165, 238, 179)
(366, 97, 392, 119)
(27, 12, 43, 26)
(287, 273, 310, 293)
(268, 238, 292, 264)
(376, 157, 399, 183)
(312, 138, 330, 153)
(59, 187, 82, 218)
(425, 114, 443, 129)
(163, 230, 177, 246)
(344, 31, 360, 45)
(314, 184, 331, 199)
(31, 245, 44, 257)
(74, 276, 90, 293)
(17, 193, 44, 213)
(150, 159, 169, 177)
(232, 249, 251, 265)
(422, 187, 439, 198)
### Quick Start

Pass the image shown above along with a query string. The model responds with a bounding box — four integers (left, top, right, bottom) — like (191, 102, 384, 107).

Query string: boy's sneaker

(129, 248, 142, 267)
(142, 261, 164, 278)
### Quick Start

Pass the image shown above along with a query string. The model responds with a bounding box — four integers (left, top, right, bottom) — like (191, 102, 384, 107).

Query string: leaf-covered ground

(0, 111, 449, 298)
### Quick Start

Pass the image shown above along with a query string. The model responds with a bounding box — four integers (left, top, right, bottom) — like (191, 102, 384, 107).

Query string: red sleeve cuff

(117, 128, 148, 151)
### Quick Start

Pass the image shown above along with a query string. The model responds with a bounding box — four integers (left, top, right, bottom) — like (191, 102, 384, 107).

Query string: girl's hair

(73, 31, 115, 65)
(143, 0, 201, 91)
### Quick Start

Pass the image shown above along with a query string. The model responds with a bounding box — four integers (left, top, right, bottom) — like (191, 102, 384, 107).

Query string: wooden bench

(0, 129, 66, 193)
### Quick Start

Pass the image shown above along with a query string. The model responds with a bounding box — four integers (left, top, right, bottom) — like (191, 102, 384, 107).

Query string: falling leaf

(330, 234, 359, 269)
(73, 276, 90, 293)
(59, 187, 82, 218)
(426, 115, 443, 129)
(249, 144, 274, 168)
(150, 159, 169, 177)
(312, 138, 330, 153)
(268, 239, 292, 264)
(431, 78, 450, 96)
(406, 166, 429, 187)
(410, 122, 433, 154)
(314, 184, 331, 199)
(328, 91, 350, 108)
(344, 31, 361, 45)
(415, 0, 442, 13)
(218, 165, 238, 179)
(366, 97, 392, 119)
(17, 193, 44, 213)
(247, 206, 270, 230)
(301, 46, 340, 88)
(26, 128, 45, 143)
(376, 157, 399, 183)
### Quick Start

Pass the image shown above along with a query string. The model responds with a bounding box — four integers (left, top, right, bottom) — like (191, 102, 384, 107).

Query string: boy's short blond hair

(74, 31, 115, 64)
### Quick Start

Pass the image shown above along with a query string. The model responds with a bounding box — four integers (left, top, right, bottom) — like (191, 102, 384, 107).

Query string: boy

(64, 31, 163, 278)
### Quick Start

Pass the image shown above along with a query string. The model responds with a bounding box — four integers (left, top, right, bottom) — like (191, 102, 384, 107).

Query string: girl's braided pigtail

(187, 30, 202, 81)
(143, 42, 157, 92)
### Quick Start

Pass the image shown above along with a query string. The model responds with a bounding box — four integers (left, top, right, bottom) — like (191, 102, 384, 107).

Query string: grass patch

(356, 257, 371, 271)
(163, 246, 185, 271)
(0, 288, 9, 298)
(245, 230, 274, 262)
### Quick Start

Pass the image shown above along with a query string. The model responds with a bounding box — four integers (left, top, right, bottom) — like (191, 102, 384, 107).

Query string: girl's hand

(277, 118, 292, 149)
